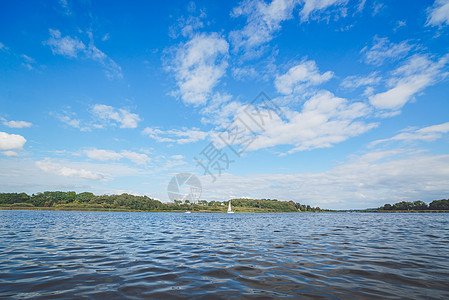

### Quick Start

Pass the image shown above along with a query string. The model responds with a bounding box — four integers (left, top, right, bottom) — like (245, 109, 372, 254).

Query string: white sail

(227, 200, 234, 213)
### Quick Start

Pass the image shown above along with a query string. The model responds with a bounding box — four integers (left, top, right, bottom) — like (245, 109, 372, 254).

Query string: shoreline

(1, 207, 449, 213)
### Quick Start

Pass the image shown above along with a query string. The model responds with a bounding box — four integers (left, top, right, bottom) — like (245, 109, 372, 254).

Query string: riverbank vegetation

(0, 192, 323, 213)
(378, 199, 449, 212)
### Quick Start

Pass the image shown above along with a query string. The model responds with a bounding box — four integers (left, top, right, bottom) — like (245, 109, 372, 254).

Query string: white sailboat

(227, 200, 234, 214)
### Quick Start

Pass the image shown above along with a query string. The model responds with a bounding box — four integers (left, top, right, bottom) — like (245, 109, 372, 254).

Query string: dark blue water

(0, 211, 448, 299)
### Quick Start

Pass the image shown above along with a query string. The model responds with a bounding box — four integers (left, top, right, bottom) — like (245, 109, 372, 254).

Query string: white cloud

(2, 151, 19, 157)
(426, 0, 449, 27)
(239, 91, 376, 154)
(372, 1, 385, 16)
(275, 60, 334, 94)
(299, 0, 347, 22)
(85, 34, 123, 79)
(230, 0, 296, 56)
(169, 10, 207, 39)
(102, 33, 110, 41)
(56, 105, 140, 131)
(59, 0, 72, 15)
(199, 151, 449, 209)
(84, 149, 151, 165)
(121, 151, 151, 165)
(394, 20, 407, 31)
(370, 121, 449, 147)
(57, 114, 83, 130)
(45, 29, 123, 79)
(45, 29, 86, 58)
(169, 33, 229, 106)
(0, 132, 26, 151)
(36, 158, 106, 181)
(85, 149, 123, 161)
(231, 66, 259, 81)
(199, 92, 244, 126)
(357, 0, 366, 12)
(21, 54, 37, 71)
(142, 127, 209, 144)
(229, 0, 347, 57)
(369, 54, 449, 110)
(361, 36, 413, 66)
(2, 118, 32, 128)
(0, 42, 7, 51)
(340, 72, 381, 89)
(92, 104, 140, 128)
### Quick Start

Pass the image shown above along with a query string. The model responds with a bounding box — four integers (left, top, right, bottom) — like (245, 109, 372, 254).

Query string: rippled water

(1, 211, 448, 299)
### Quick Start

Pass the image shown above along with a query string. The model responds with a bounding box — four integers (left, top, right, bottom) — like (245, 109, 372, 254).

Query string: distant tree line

(379, 199, 449, 211)
(0, 191, 162, 211)
(0, 192, 323, 212)
(229, 198, 322, 212)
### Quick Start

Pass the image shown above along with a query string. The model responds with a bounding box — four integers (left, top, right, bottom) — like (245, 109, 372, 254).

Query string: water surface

(1, 211, 448, 299)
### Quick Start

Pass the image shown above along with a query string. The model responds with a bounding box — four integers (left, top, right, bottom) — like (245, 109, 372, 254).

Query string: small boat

(227, 200, 234, 214)
(185, 211, 191, 213)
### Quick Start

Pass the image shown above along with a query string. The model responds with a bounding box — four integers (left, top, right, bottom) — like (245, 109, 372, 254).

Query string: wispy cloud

(168, 33, 229, 106)
(370, 121, 449, 147)
(169, 9, 207, 39)
(45, 29, 86, 58)
(275, 59, 334, 95)
(369, 53, 449, 111)
(84, 149, 151, 165)
(340, 72, 381, 89)
(91, 104, 140, 129)
(58, 0, 72, 15)
(44, 29, 123, 79)
(21, 54, 38, 71)
(1, 118, 32, 128)
(229, 0, 296, 57)
(361, 36, 413, 66)
(0, 42, 8, 51)
(229, 0, 347, 58)
(36, 158, 107, 181)
(56, 105, 141, 130)
(142, 127, 209, 144)
(299, 0, 348, 22)
(426, 0, 449, 27)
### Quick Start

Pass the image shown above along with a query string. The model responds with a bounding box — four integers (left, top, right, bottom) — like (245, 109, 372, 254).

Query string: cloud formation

(361, 37, 413, 66)
(91, 104, 140, 128)
(45, 29, 123, 79)
(36, 158, 106, 181)
(170, 33, 229, 106)
(45, 29, 86, 58)
(1, 118, 32, 128)
(370, 121, 449, 146)
(85, 149, 151, 165)
(230, 0, 296, 56)
(229, 0, 347, 57)
(200, 151, 449, 209)
(340, 72, 381, 89)
(142, 127, 209, 144)
(275, 60, 334, 94)
(426, 0, 449, 27)
(0, 132, 26, 157)
(243, 91, 376, 154)
(369, 54, 449, 110)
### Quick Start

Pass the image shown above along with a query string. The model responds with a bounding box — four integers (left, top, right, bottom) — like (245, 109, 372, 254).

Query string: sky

(1, 0, 449, 209)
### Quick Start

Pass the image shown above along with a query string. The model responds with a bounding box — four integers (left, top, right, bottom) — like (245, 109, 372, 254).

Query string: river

(1, 211, 448, 299)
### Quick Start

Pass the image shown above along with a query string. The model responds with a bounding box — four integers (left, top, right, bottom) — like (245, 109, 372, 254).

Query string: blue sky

(1, 0, 449, 209)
